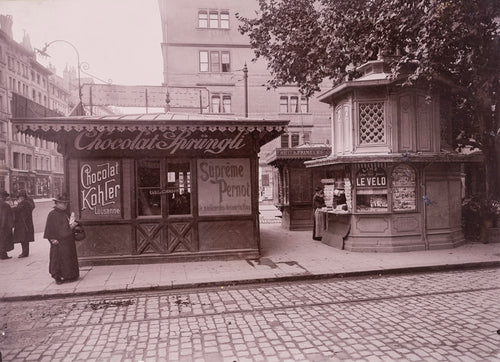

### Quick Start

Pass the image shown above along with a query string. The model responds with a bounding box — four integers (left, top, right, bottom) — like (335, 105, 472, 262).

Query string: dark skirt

(313, 209, 325, 240)
(49, 237, 79, 281)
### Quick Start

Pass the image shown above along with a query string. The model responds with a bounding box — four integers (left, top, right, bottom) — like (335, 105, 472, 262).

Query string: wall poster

(79, 160, 122, 219)
(391, 164, 417, 211)
(197, 158, 252, 216)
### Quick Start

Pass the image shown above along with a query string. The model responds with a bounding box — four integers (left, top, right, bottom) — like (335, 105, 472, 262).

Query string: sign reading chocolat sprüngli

(70, 129, 251, 157)
(79, 160, 122, 219)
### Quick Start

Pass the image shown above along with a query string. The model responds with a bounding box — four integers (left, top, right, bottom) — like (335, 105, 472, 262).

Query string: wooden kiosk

(12, 113, 287, 265)
(306, 59, 482, 252)
(265, 146, 330, 230)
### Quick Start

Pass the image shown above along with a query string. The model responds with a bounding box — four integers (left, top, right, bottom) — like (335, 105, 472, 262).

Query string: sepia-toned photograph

(0, 0, 499, 360)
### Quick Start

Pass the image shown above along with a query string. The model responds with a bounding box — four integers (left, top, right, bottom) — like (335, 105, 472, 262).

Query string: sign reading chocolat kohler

(69, 129, 252, 157)
(79, 160, 122, 220)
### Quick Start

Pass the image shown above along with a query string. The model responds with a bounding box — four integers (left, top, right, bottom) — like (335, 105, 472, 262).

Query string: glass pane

(138, 189, 161, 216)
(220, 11, 229, 28)
(222, 96, 231, 113)
(209, 11, 218, 28)
(301, 97, 309, 113)
(291, 133, 300, 147)
(167, 162, 191, 215)
(198, 10, 208, 27)
(303, 132, 311, 144)
(210, 51, 220, 72)
(211, 96, 220, 112)
(137, 160, 160, 187)
(290, 96, 299, 113)
(279, 96, 288, 113)
(221, 51, 230, 72)
(137, 160, 162, 216)
(199, 51, 209, 72)
(280, 134, 289, 148)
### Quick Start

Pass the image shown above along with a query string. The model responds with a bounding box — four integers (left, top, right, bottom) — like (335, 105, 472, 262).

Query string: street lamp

(243, 63, 248, 118)
(234, 63, 249, 117)
(35, 39, 83, 109)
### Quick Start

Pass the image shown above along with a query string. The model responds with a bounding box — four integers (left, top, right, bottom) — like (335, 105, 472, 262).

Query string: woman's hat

(315, 186, 323, 192)
(18, 190, 27, 198)
(53, 193, 70, 203)
(0, 190, 9, 198)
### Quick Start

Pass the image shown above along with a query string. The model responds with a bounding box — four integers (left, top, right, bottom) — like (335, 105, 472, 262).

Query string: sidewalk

(1, 223, 499, 301)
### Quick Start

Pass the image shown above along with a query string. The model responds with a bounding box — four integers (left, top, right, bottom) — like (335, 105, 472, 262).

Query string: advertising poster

(79, 160, 122, 219)
(197, 158, 251, 216)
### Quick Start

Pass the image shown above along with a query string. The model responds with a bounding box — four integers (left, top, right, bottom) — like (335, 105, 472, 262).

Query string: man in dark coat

(0, 190, 14, 259)
(13, 190, 35, 258)
(43, 193, 79, 284)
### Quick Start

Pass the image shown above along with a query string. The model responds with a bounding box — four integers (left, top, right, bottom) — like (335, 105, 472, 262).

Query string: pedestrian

(312, 186, 326, 241)
(0, 190, 14, 260)
(43, 193, 80, 284)
(13, 190, 35, 258)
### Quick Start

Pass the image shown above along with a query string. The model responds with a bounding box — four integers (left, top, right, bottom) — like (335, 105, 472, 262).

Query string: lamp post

(36, 40, 83, 108)
(243, 63, 248, 118)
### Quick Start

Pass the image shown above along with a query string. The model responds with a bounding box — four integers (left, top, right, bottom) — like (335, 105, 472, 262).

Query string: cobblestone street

(1, 268, 499, 361)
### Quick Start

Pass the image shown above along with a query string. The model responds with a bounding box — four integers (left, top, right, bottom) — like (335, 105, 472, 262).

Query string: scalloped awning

(11, 112, 289, 147)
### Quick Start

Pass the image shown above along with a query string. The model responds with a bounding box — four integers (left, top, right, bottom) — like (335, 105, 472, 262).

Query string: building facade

(0, 14, 67, 197)
(157, 0, 332, 203)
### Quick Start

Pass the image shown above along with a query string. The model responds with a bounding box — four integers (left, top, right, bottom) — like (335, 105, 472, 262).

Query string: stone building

(0, 14, 67, 197)
(157, 0, 332, 204)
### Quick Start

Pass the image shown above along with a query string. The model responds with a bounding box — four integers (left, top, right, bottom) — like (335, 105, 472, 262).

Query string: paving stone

(2, 269, 499, 361)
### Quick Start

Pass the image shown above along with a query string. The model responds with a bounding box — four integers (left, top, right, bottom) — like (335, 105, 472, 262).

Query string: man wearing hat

(43, 193, 80, 284)
(0, 190, 14, 259)
(13, 190, 35, 258)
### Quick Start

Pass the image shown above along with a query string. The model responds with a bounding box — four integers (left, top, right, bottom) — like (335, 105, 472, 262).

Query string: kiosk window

(392, 164, 416, 211)
(355, 168, 388, 213)
(137, 160, 162, 216)
(167, 162, 191, 215)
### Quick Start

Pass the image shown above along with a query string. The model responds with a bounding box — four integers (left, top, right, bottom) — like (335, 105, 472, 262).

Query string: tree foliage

(237, 0, 500, 196)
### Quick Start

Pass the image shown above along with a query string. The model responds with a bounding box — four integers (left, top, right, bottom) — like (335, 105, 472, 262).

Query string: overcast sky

(1, 0, 164, 86)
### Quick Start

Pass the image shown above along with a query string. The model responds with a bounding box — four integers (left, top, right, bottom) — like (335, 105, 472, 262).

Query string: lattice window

(359, 102, 385, 144)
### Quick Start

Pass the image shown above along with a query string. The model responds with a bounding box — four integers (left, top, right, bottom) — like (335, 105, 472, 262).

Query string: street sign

(81, 84, 209, 109)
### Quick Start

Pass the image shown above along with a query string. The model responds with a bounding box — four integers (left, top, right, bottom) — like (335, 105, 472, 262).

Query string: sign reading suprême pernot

(197, 158, 251, 216)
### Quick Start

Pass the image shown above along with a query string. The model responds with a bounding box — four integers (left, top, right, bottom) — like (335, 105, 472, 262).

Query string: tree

(237, 0, 500, 198)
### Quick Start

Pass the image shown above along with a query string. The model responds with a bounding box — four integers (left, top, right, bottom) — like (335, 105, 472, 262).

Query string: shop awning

(266, 145, 331, 166)
(11, 112, 289, 148)
(305, 151, 483, 168)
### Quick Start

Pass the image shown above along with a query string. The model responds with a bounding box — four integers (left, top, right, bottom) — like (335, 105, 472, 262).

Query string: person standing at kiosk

(312, 186, 326, 240)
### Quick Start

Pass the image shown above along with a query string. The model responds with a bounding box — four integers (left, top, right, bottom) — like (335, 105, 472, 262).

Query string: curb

(2, 261, 499, 302)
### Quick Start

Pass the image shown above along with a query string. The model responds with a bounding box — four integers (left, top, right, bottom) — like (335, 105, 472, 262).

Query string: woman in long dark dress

(43, 193, 79, 284)
(312, 186, 326, 240)
(13, 190, 35, 258)
(0, 190, 14, 260)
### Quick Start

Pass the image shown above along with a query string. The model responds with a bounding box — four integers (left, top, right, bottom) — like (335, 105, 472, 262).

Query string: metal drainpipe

(421, 164, 429, 250)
